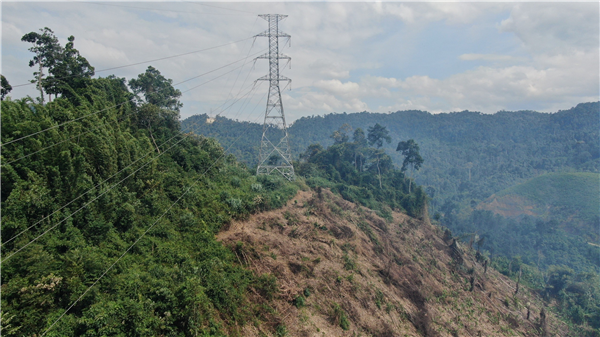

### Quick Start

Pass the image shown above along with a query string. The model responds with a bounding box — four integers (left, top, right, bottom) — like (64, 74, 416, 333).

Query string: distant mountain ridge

(182, 102, 600, 213)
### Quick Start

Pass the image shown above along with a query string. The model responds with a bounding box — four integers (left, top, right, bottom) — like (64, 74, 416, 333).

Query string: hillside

(218, 187, 573, 336)
(0, 65, 304, 335)
(181, 102, 600, 216)
(3, 27, 598, 337)
(478, 172, 600, 240)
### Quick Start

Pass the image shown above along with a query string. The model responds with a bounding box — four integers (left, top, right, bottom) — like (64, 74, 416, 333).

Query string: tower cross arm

(255, 31, 290, 38)
(255, 75, 291, 82)
(254, 53, 291, 60)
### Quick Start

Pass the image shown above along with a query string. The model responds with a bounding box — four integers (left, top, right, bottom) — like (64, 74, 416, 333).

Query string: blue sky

(2, 1, 598, 123)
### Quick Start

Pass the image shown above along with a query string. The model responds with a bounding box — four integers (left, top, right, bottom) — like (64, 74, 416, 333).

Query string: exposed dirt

(218, 188, 569, 337)
(477, 194, 545, 219)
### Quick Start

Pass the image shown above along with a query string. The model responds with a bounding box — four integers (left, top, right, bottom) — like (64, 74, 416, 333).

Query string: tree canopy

(21, 27, 95, 102)
(367, 123, 391, 149)
(396, 139, 424, 173)
(2, 28, 302, 336)
(129, 66, 183, 112)
(1, 75, 12, 100)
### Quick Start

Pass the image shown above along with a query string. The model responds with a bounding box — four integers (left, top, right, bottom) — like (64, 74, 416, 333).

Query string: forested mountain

(182, 102, 599, 214)
(182, 103, 600, 334)
(479, 172, 599, 238)
(3, 27, 599, 336)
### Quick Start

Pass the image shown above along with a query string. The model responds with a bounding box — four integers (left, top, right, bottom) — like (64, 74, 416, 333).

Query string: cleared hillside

(218, 187, 572, 336)
(479, 172, 600, 240)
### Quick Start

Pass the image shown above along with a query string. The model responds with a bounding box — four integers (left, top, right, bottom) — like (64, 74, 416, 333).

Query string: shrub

(293, 295, 305, 308)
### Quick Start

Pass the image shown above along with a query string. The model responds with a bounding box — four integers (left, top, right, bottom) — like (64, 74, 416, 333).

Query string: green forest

(182, 102, 600, 334)
(2, 27, 599, 336)
(183, 103, 599, 204)
(0, 28, 430, 336)
(1, 28, 303, 336)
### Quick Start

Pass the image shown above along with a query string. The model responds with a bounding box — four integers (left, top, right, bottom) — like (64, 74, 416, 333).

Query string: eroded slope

(218, 188, 569, 336)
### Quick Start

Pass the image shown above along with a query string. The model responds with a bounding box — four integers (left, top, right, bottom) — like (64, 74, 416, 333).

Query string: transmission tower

(255, 14, 295, 181)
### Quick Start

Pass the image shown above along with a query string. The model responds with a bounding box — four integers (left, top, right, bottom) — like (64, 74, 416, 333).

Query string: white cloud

(381, 2, 506, 26)
(499, 3, 599, 55)
(2, 2, 598, 121)
(459, 54, 514, 62)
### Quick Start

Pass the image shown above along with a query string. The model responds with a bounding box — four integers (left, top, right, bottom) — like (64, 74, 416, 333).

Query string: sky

(2, 1, 599, 123)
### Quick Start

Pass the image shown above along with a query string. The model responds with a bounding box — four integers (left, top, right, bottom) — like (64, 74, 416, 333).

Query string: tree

(21, 27, 63, 103)
(129, 66, 182, 133)
(353, 128, 367, 146)
(367, 123, 391, 188)
(47, 35, 95, 99)
(330, 123, 352, 144)
(1, 75, 12, 100)
(129, 66, 182, 112)
(21, 28, 95, 102)
(396, 139, 423, 193)
(367, 123, 391, 149)
(353, 128, 367, 171)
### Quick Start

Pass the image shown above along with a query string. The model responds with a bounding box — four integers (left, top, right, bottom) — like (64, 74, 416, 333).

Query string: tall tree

(330, 123, 352, 144)
(129, 66, 182, 112)
(367, 123, 391, 188)
(1, 75, 12, 101)
(47, 35, 95, 99)
(129, 66, 182, 136)
(396, 139, 424, 193)
(353, 127, 367, 171)
(21, 27, 63, 103)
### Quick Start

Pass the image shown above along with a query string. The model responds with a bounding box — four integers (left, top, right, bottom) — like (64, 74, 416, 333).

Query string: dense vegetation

(182, 103, 600, 334)
(1, 28, 300, 336)
(182, 103, 599, 211)
(3, 26, 598, 335)
(295, 124, 428, 221)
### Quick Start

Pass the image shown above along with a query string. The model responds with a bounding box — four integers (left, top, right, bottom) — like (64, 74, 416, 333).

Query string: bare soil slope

(218, 188, 568, 337)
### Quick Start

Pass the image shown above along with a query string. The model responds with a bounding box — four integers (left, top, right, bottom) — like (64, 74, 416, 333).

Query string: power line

(1, 48, 265, 148)
(187, 2, 258, 15)
(174, 48, 264, 87)
(11, 37, 255, 89)
(1, 135, 184, 262)
(0, 102, 132, 148)
(40, 87, 269, 337)
(87, 2, 254, 16)
(1, 81, 263, 258)
(4, 46, 262, 176)
(3, 130, 93, 166)
(3, 102, 134, 165)
(219, 17, 259, 112)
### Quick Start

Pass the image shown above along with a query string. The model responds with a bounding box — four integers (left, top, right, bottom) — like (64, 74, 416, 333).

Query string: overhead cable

(40, 88, 269, 337)
(1, 48, 265, 147)
(1, 81, 263, 258)
(11, 36, 255, 89)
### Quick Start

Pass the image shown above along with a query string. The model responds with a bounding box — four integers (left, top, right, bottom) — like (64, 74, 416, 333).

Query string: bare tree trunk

(515, 266, 522, 295)
(37, 57, 45, 104)
(540, 307, 549, 337)
(147, 122, 161, 153)
(377, 155, 382, 189)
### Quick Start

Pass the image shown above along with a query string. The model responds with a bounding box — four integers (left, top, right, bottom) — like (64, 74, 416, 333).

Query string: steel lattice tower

(255, 14, 295, 181)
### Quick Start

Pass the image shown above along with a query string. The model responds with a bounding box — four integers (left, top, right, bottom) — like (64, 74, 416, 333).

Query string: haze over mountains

(182, 101, 599, 214)
(183, 101, 600, 270)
